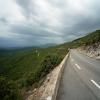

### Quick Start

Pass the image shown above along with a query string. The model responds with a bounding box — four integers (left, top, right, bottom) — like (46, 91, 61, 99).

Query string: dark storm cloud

(15, 0, 34, 18)
(62, 17, 100, 37)
(0, 37, 21, 48)
(11, 23, 63, 38)
(0, 17, 8, 23)
(0, 0, 100, 48)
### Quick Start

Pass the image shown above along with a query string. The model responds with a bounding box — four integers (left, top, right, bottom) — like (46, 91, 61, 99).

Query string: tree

(0, 76, 22, 100)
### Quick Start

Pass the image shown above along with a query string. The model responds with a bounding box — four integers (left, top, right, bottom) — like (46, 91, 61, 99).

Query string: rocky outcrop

(79, 42, 100, 59)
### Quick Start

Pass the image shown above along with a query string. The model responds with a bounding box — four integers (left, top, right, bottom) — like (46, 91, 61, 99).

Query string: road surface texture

(57, 49, 100, 100)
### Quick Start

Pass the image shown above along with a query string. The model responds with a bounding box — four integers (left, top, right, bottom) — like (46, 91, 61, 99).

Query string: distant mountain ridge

(0, 43, 57, 50)
(0, 29, 100, 55)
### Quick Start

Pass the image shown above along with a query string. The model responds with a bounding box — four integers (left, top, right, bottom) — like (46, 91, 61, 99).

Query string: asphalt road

(57, 49, 100, 100)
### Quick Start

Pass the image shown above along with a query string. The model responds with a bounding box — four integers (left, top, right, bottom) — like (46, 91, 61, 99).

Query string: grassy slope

(71, 30, 100, 47)
(0, 46, 68, 88)
(57, 30, 100, 50)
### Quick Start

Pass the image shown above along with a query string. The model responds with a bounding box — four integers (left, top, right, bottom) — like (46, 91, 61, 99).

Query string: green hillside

(57, 30, 100, 49)
(71, 30, 100, 47)
(0, 46, 68, 100)
(0, 30, 100, 100)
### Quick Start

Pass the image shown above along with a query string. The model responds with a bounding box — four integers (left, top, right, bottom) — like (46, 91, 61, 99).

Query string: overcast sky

(0, 0, 100, 48)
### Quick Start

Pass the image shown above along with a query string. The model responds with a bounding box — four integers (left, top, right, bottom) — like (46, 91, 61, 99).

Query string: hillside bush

(25, 54, 62, 87)
(0, 76, 22, 100)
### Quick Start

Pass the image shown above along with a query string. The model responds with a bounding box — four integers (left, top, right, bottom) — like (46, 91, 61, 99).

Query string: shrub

(41, 55, 62, 76)
(25, 54, 62, 87)
(0, 76, 22, 100)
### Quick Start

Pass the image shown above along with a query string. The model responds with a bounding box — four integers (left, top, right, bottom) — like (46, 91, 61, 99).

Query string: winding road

(57, 49, 100, 100)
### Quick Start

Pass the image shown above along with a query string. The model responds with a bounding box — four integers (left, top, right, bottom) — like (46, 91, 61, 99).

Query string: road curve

(57, 49, 100, 100)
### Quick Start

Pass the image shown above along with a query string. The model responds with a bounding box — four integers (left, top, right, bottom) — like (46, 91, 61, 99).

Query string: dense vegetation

(0, 76, 22, 100)
(0, 30, 100, 100)
(0, 46, 67, 99)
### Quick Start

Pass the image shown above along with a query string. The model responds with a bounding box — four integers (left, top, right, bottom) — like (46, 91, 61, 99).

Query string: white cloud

(0, 0, 25, 23)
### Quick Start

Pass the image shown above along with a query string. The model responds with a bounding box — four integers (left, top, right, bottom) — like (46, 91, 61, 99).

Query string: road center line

(75, 64, 81, 70)
(71, 58, 74, 62)
(91, 79, 100, 89)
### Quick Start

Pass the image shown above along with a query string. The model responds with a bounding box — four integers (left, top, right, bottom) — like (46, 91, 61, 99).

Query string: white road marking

(71, 58, 74, 62)
(75, 64, 81, 70)
(91, 79, 100, 89)
(46, 96, 52, 100)
(70, 55, 74, 61)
